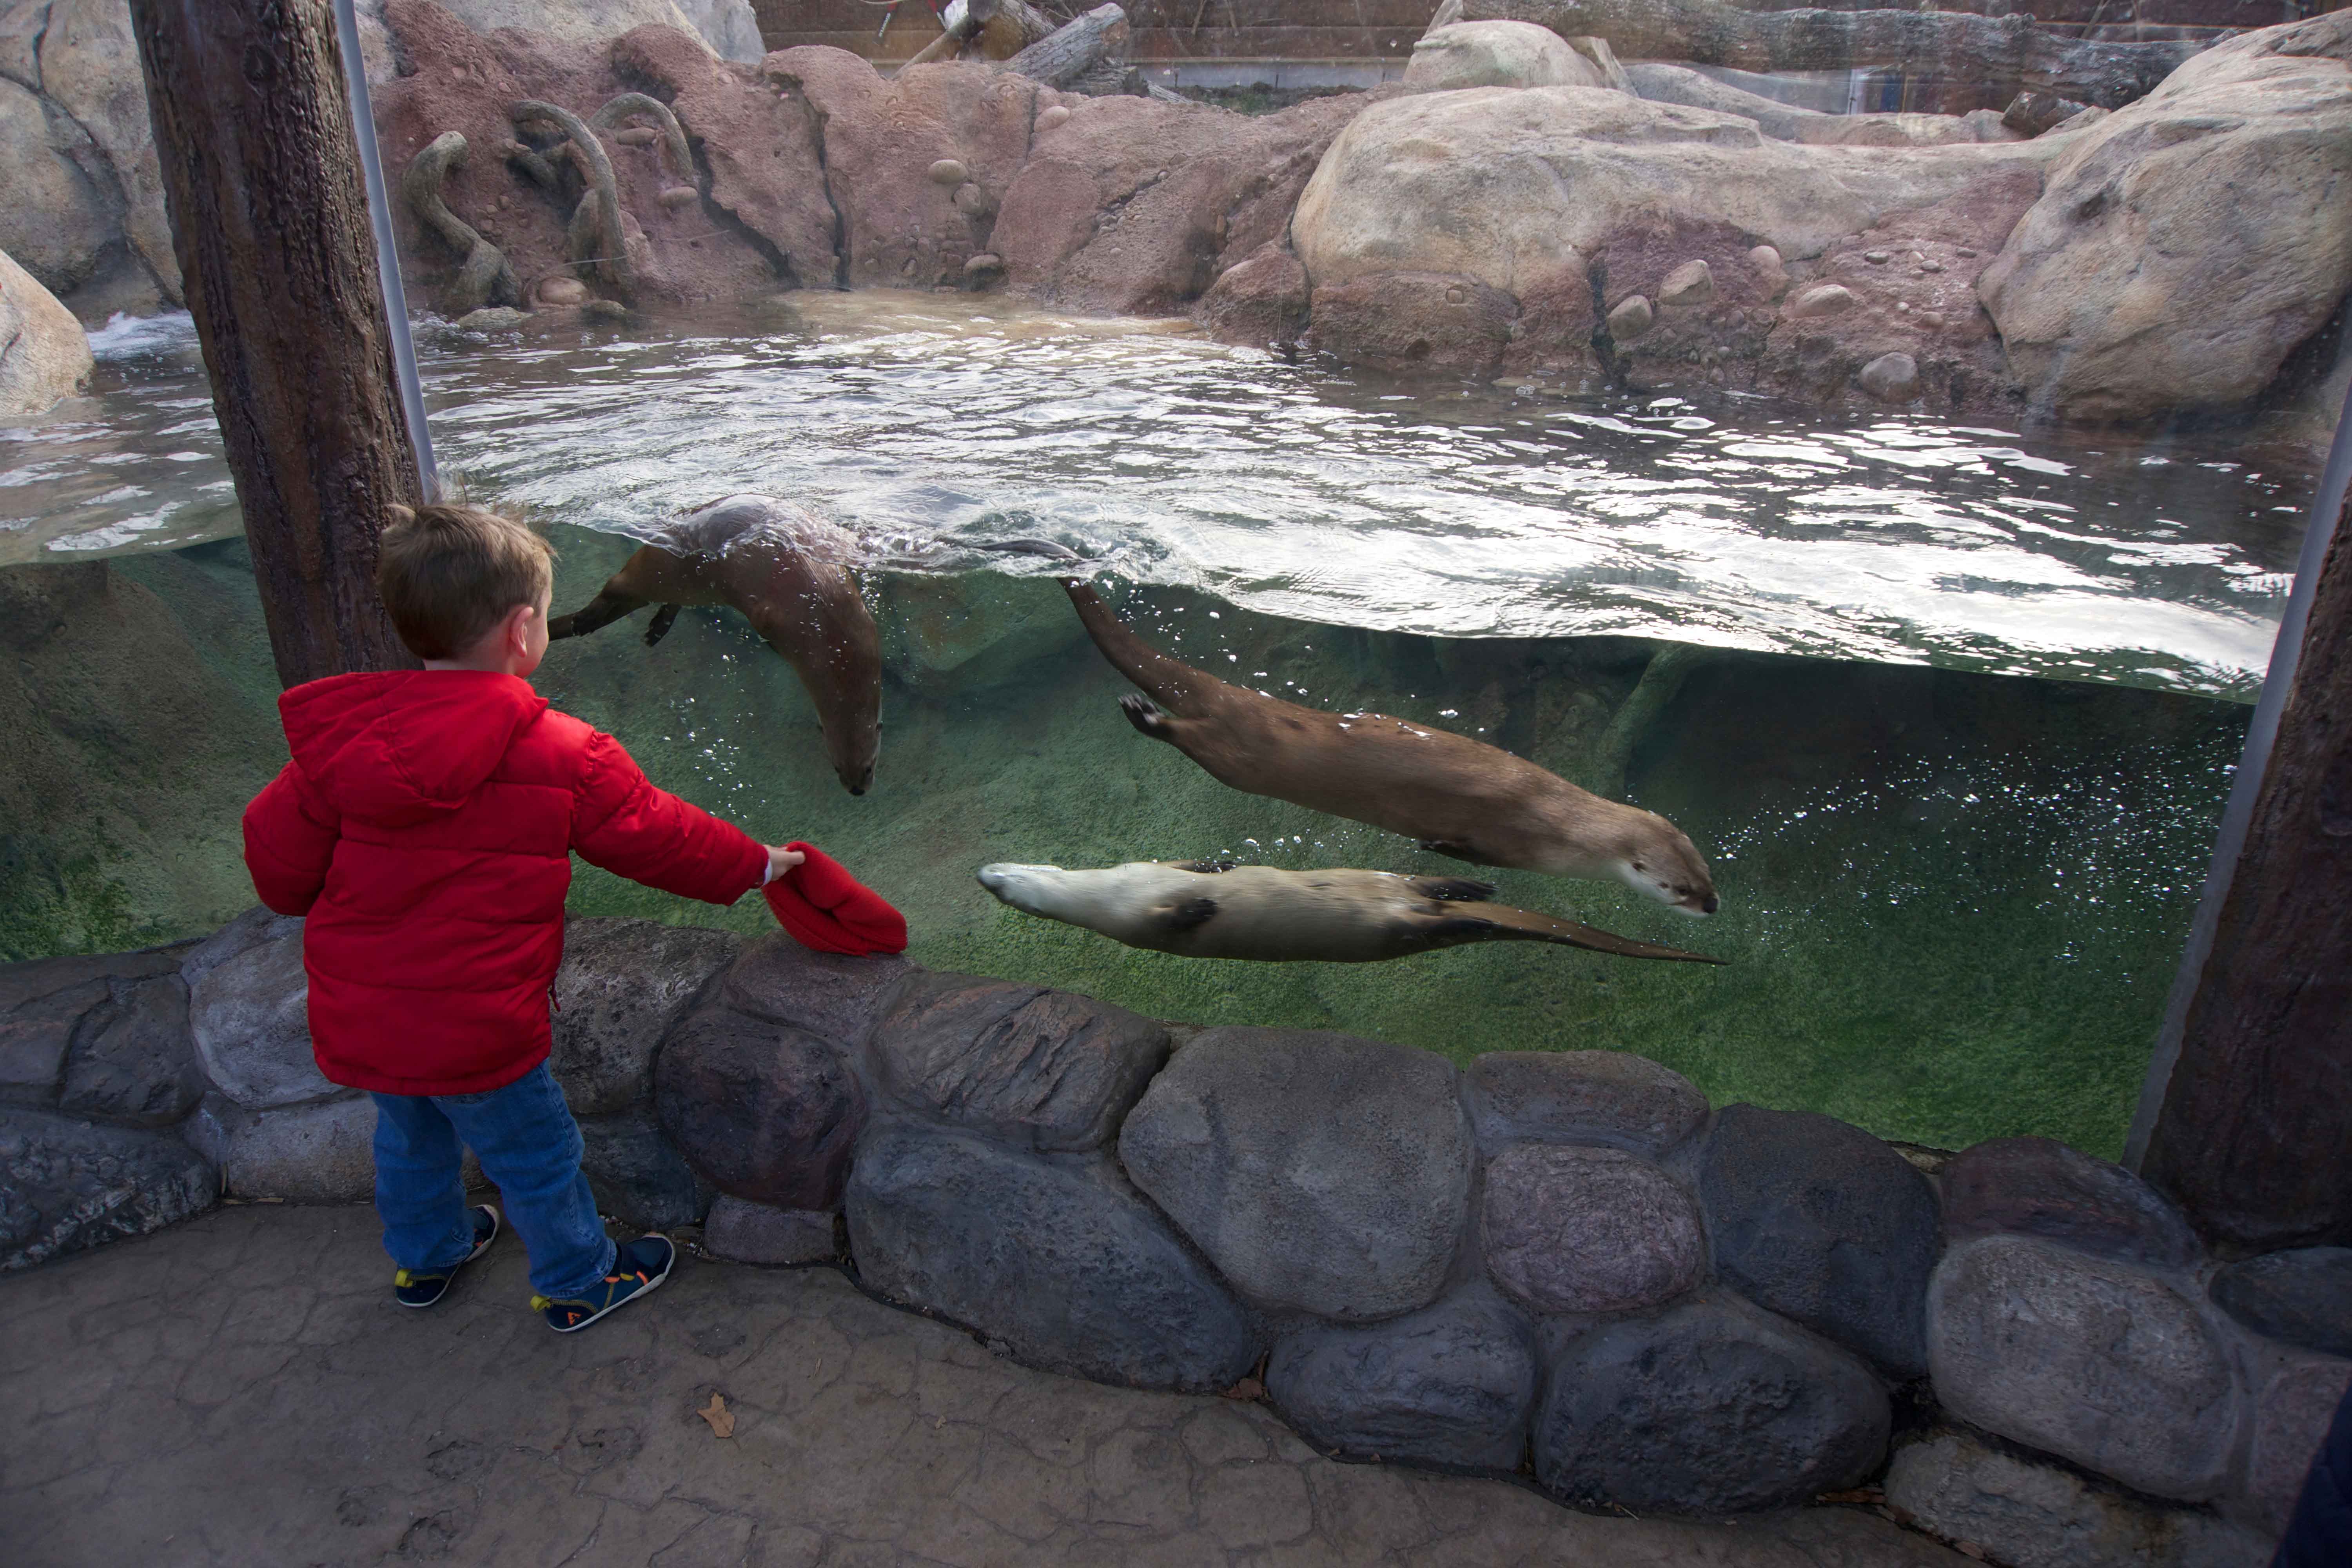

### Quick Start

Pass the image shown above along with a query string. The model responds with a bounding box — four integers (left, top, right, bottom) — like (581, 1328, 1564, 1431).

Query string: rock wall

(8, 909, 2344, 1556)
(0, 242, 91, 415)
(0, 0, 181, 319)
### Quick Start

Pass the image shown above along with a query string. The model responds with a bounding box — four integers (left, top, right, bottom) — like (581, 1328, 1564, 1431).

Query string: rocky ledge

(4, 912, 2347, 1557)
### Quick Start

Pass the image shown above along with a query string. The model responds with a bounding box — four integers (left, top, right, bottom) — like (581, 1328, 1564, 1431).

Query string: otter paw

(644, 604, 682, 646)
(1119, 694, 1172, 737)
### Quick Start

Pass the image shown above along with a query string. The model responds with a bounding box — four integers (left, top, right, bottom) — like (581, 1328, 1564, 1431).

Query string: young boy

(241, 503, 800, 1332)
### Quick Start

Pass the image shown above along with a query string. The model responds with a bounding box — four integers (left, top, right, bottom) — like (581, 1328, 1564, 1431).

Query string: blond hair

(376, 503, 556, 659)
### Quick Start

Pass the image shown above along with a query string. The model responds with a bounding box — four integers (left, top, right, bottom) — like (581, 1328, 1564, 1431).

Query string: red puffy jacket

(241, 670, 765, 1096)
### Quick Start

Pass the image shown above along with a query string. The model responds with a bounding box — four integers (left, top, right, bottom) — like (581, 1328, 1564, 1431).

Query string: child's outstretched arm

(571, 730, 773, 903)
(243, 762, 339, 916)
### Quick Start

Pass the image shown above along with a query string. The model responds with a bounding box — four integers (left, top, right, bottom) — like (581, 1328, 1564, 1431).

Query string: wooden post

(128, 0, 422, 688)
(2132, 430, 2352, 1252)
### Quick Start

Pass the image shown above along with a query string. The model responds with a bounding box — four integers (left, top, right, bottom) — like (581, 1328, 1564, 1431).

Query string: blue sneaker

(394, 1205, 501, 1308)
(533, 1234, 675, 1333)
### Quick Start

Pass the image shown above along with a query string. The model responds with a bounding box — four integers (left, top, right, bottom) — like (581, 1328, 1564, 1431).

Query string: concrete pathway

(2, 1205, 1967, 1567)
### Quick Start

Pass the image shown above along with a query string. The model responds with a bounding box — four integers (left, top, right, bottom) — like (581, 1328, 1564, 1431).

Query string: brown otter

(549, 495, 882, 795)
(1061, 580, 1719, 913)
(977, 861, 1724, 964)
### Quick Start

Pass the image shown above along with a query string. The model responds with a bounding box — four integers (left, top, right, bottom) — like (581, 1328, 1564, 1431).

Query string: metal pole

(2125, 369, 2352, 1169)
(329, 0, 438, 502)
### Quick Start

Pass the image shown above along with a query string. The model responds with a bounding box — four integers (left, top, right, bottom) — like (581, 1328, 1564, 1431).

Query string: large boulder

(998, 89, 1376, 316)
(1929, 1235, 2237, 1501)
(1699, 1103, 1942, 1379)
(1978, 11, 2352, 424)
(1266, 1283, 1537, 1471)
(0, 245, 89, 417)
(56, 967, 202, 1128)
(1534, 1298, 1891, 1515)
(0, 946, 182, 1111)
(1481, 1143, 1704, 1314)
(1194, 240, 1309, 350)
(653, 1003, 864, 1211)
(847, 1122, 1258, 1392)
(702, 1192, 837, 1266)
(1290, 83, 2052, 385)
(2211, 1247, 2352, 1358)
(1462, 1049, 1707, 1155)
(1119, 1028, 1473, 1321)
(33, 0, 178, 302)
(0, 76, 117, 300)
(1885, 1431, 2276, 1568)
(610, 25, 840, 293)
(0, 1105, 217, 1270)
(715, 933, 910, 1048)
(1942, 1134, 2202, 1269)
(579, 1105, 709, 1230)
(187, 1092, 377, 1203)
(187, 922, 341, 1110)
(1403, 21, 1606, 93)
(865, 971, 1168, 1152)
(548, 918, 739, 1115)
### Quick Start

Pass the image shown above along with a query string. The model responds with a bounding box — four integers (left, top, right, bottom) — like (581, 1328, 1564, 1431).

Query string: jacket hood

(279, 671, 549, 827)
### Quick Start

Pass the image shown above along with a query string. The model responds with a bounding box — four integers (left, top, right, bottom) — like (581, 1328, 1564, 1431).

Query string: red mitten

(762, 841, 908, 956)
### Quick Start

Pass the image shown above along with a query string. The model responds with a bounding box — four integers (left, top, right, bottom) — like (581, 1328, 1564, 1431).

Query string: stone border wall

(6, 915, 2348, 1564)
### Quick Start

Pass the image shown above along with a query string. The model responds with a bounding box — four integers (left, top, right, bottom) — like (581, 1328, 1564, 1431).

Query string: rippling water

(0, 293, 2312, 697)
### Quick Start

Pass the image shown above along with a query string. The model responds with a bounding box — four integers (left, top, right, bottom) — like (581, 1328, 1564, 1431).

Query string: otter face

(976, 863, 1063, 917)
(1618, 822, 1720, 916)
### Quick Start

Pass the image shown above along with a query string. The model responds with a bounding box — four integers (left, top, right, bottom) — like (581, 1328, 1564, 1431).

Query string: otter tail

(1448, 902, 1726, 965)
(547, 587, 648, 641)
(1062, 580, 1212, 714)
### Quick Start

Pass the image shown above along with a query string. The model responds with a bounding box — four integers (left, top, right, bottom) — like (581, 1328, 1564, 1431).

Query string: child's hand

(766, 845, 806, 884)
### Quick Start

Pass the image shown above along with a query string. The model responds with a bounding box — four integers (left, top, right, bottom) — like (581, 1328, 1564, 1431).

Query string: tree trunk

(1007, 4, 1133, 89)
(1460, 0, 2207, 109)
(2140, 483, 2352, 1254)
(128, 0, 422, 688)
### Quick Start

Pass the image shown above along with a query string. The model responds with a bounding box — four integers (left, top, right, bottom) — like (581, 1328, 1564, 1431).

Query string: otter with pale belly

(977, 861, 1724, 965)
(1060, 581, 1720, 913)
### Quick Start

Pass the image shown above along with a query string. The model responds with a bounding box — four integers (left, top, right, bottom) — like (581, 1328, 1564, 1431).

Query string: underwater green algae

(0, 525, 2245, 1158)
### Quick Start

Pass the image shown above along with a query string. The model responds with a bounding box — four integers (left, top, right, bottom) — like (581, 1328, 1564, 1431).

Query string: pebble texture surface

(0, 1203, 1981, 1568)
(1928, 1234, 2236, 1501)
(0, 1105, 217, 1270)
(1480, 1143, 1703, 1314)
(1120, 1029, 1473, 1320)
(549, 920, 740, 1116)
(1266, 1283, 1538, 1471)
(1534, 1297, 1891, 1515)
(867, 971, 1169, 1152)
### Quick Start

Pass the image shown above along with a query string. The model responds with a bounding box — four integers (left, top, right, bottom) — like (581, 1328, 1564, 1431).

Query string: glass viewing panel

(4, 0, 2347, 1160)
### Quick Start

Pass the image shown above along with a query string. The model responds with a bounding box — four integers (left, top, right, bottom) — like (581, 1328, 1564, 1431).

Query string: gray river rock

(847, 1120, 1259, 1392)
(549, 916, 740, 1116)
(1929, 1235, 2236, 1501)
(1120, 1028, 1473, 1321)
(866, 970, 1170, 1152)
(1701, 1103, 1942, 1378)
(1534, 1296, 1890, 1514)
(1266, 1282, 1539, 1471)
(0, 1103, 216, 1270)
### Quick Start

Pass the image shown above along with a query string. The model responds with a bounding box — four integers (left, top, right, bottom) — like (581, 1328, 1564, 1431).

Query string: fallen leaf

(697, 1393, 735, 1439)
(1955, 1545, 1986, 1562)
(1218, 1377, 1265, 1401)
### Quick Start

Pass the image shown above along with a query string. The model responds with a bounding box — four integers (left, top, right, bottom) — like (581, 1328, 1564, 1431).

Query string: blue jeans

(370, 1063, 615, 1299)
